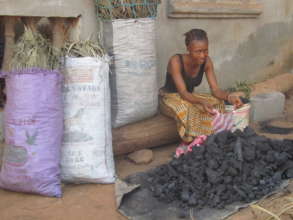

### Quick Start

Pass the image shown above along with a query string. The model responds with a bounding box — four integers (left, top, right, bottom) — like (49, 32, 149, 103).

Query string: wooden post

(0, 18, 4, 68)
(21, 17, 41, 33)
(67, 17, 81, 42)
(2, 16, 18, 72)
(49, 17, 67, 51)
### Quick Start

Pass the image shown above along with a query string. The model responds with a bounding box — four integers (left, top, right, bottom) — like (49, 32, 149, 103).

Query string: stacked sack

(0, 19, 115, 197)
(0, 21, 63, 197)
(96, 0, 161, 128)
(61, 41, 115, 183)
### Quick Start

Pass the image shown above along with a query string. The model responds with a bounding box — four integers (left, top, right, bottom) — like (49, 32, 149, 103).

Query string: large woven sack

(103, 18, 158, 128)
(0, 69, 63, 197)
(61, 56, 115, 183)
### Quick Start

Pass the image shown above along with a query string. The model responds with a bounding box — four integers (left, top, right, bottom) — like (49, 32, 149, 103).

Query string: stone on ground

(127, 149, 153, 164)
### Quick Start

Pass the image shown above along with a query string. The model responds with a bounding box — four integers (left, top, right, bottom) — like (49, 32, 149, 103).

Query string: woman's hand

(199, 101, 215, 115)
(228, 94, 243, 109)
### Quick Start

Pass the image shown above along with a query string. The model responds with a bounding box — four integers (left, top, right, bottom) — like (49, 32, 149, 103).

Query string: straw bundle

(10, 27, 61, 71)
(249, 194, 293, 220)
(63, 40, 105, 58)
(96, 0, 161, 20)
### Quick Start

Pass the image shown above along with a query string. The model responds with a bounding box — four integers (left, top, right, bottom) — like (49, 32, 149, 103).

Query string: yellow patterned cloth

(160, 91, 225, 142)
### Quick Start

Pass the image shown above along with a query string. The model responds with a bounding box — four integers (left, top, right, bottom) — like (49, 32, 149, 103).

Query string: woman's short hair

(184, 29, 208, 47)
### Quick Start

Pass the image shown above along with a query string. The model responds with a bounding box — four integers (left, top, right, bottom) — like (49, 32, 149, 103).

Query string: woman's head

(184, 29, 209, 64)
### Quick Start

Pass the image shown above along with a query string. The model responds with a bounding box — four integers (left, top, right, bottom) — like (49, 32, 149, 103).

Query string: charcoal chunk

(208, 159, 220, 170)
(284, 168, 293, 179)
(243, 126, 256, 137)
(234, 138, 243, 161)
(243, 148, 256, 162)
(188, 193, 198, 206)
(216, 130, 229, 145)
(148, 127, 293, 210)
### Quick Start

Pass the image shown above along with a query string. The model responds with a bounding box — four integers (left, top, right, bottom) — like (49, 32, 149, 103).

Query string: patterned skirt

(159, 91, 225, 142)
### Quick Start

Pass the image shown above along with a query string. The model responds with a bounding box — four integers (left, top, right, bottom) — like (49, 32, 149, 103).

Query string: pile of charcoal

(147, 127, 293, 210)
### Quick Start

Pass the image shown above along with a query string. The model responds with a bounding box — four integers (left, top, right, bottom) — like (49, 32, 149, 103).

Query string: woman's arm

(204, 57, 229, 100)
(205, 57, 243, 108)
(168, 55, 214, 114)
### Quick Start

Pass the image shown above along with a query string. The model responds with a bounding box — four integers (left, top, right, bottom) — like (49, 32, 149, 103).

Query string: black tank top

(163, 54, 206, 93)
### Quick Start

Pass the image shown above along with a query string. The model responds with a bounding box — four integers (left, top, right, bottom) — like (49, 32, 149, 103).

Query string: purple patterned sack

(0, 69, 63, 197)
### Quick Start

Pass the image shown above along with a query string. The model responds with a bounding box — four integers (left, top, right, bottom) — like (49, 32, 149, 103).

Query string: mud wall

(0, 20, 4, 69)
(1, 0, 293, 92)
(155, 0, 293, 91)
(0, 0, 98, 41)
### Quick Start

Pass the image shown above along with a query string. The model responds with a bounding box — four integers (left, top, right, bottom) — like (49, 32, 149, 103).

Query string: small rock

(286, 180, 293, 193)
(127, 149, 153, 164)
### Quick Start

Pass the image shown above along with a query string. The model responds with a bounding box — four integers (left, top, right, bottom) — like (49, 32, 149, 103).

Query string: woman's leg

(160, 92, 225, 141)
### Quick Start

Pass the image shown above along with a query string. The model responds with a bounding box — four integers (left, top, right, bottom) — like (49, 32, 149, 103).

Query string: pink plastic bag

(175, 135, 207, 158)
(212, 109, 234, 133)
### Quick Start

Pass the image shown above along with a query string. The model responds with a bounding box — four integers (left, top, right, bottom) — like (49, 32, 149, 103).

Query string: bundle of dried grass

(248, 194, 293, 220)
(10, 27, 61, 71)
(96, 0, 161, 20)
(64, 40, 105, 58)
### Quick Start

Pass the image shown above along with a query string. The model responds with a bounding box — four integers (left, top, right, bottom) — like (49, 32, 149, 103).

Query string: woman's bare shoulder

(204, 56, 213, 69)
(206, 56, 213, 64)
(168, 54, 181, 67)
(167, 55, 182, 74)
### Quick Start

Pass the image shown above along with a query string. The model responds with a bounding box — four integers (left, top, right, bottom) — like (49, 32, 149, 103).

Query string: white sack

(61, 56, 115, 183)
(104, 18, 158, 128)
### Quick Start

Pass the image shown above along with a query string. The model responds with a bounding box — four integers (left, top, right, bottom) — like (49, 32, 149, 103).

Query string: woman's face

(187, 40, 209, 65)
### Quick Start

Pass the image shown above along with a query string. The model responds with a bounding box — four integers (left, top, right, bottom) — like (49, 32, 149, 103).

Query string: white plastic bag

(225, 104, 251, 132)
(103, 18, 158, 128)
(61, 56, 115, 183)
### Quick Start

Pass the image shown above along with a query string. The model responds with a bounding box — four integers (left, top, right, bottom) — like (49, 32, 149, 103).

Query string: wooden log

(112, 114, 179, 155)
(2, 16, 18, 72)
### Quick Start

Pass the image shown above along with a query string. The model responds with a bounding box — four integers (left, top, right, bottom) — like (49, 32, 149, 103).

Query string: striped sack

(212, 109, 234, 133)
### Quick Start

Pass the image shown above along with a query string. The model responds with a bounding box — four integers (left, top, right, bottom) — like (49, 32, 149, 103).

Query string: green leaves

(227, 81, 252, 99)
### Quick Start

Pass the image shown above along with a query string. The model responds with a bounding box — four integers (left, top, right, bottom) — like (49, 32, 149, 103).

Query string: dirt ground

(0, 141, 177, 220)
(1, 89, 293, 220)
